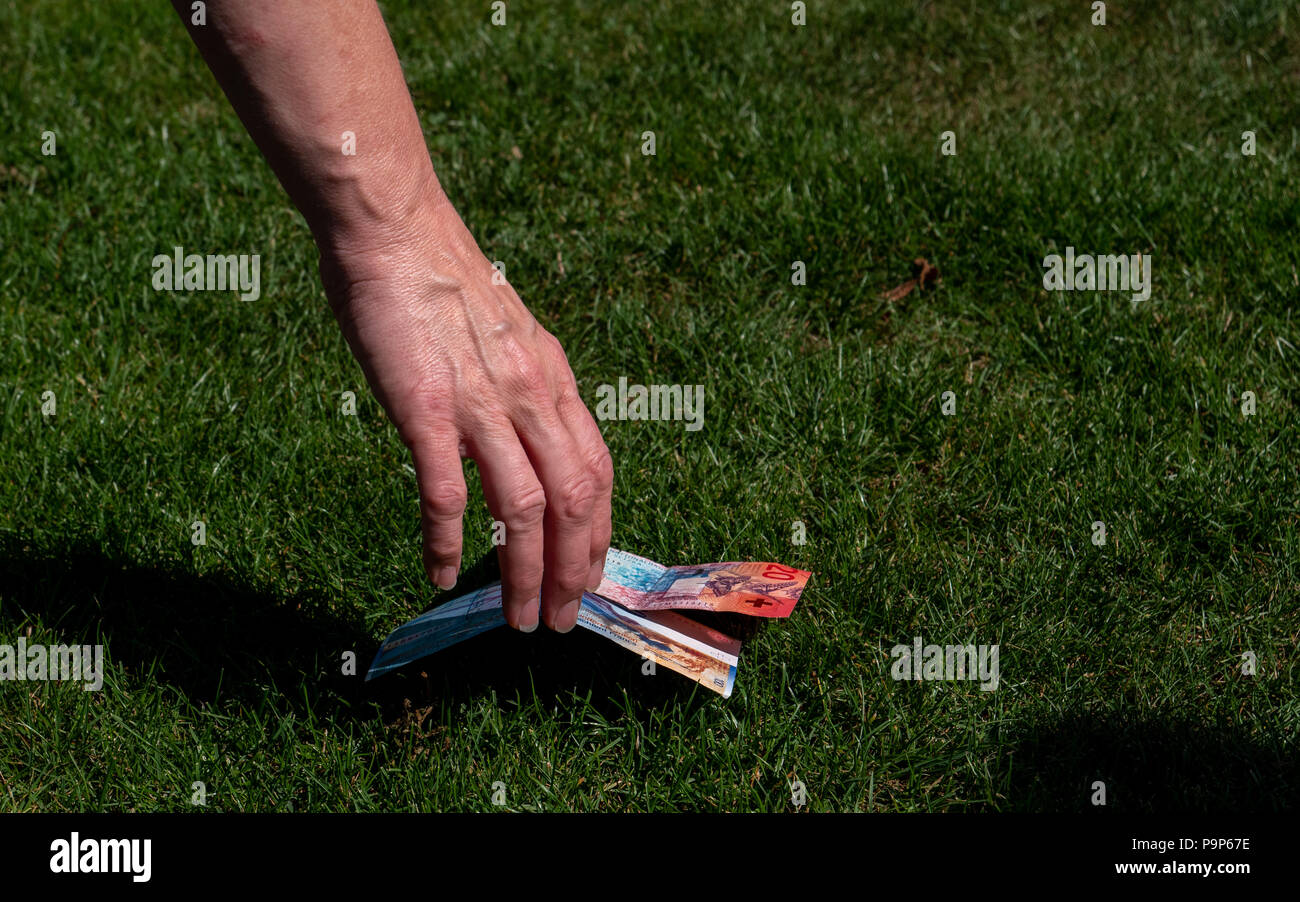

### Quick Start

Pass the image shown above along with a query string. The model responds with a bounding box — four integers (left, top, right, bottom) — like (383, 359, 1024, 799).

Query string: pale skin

(172, 1, 613, 632)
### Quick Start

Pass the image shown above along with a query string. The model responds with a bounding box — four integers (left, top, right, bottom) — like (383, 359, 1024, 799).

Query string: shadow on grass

(0, 534, 708, 726)
(1000, 713, 1300, 812)
(0, 533, 376, 720)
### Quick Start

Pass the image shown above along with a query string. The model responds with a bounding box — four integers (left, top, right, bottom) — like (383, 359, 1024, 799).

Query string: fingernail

(553, 600, 580, 633)
(516, 596, 540, 632)
(436, 566, 457, 590)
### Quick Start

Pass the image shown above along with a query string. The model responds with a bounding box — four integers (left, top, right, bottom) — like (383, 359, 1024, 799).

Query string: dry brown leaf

(880, 257, 941, 302)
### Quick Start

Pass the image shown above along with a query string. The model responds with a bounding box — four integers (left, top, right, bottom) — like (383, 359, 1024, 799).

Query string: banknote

(366, 548, 810, 696)
(576, 594, 739, 697)
(365, 583, 507, 680)
(594, 548, 810, 618)
(366, 583, 741, 696)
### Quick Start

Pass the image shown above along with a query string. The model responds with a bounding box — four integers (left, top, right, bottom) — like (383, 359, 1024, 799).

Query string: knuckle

(503, 577, 542, 601)
(552, 476, 596, 521)
(424, 481, 468, 519)
(555, 374, 584, 409)
(424, 540, 459, 564)
(490, 328, 550, 398)
(498, 548, 543, 595)
(501, 483, 547, 528)
(587, 446, 614, 490)
(396, 401, 458, 450)
(554, 560, 590, 593)
(505, 357, 550, 399)
(543, 330, 569, 361)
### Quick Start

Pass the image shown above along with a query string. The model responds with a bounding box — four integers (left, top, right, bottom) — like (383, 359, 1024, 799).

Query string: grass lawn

(1, 0, 1297, 812)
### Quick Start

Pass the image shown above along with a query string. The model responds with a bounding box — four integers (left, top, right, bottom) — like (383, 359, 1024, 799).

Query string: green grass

(1, 0, 1297, 812)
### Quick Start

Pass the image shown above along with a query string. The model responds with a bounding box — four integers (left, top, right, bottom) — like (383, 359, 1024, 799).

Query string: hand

(318, 189, 613, 633)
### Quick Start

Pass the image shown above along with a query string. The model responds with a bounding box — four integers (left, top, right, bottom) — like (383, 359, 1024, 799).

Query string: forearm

(171, 0, 449, 257)
(172, 2, 615, 628)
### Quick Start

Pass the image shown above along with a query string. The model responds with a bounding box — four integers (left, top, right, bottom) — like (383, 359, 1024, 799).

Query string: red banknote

(594, 549, 810, 618)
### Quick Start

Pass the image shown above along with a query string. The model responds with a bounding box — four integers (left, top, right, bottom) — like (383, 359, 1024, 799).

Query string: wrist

(306, 156, 438, 252)
(312, 166, 482, 287)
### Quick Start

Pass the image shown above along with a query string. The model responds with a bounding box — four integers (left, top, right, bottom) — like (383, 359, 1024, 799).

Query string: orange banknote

(594, 549, 810, 618)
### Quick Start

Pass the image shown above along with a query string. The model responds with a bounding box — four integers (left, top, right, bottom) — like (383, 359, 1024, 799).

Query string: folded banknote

(366, 549, 811, 697)
(595, 548, 810, 618)
(366, 584, 742, 695)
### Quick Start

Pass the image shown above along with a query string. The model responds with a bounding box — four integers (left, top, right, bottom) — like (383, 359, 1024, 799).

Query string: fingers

(399, 305, 611, 638)
(404, 418, 468, 591)
(555, 381, 613, 592)
(404, 383, 609, 638)
(467, 422, 546, 632)
(509, 405, 598, 633)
